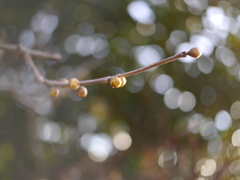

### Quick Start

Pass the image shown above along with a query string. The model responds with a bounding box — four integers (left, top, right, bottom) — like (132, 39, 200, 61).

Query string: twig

(0, 43, 201, 88)
(76, 53, 184, 86)
(0, 43, 61, 61)
(76, 49, 199, 86)
(22, 52, 45, 83)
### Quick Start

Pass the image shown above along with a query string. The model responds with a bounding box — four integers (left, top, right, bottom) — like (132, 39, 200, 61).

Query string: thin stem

(0, 43, 201, 88)
(119, 51, 187, 78)
(23, 52, 45, 83)
(78, 51, 188, 86)
(0, 43, 61, 61)
(80, 76, 111, 86)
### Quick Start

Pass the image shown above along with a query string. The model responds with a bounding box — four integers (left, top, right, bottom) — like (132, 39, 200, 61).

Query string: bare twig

(76, 50, 196, 86)
(22, 52, 70, 87)
(22, 52, 45, 83)
(0, 43, 61, 61)
(75, 54, 184, 86)
(0, 43, 201, 88)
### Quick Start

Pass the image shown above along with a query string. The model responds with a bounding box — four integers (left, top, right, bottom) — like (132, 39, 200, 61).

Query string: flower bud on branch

(187, 48, 202, 58)
(50, 87, 60, 98)
(69, 78, 80, 90)
(0, 43, 202, 98)
(76, 86, 88, 98)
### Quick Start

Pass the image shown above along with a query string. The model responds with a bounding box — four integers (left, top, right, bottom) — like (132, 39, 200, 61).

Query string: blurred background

(0, 0, 240, 179)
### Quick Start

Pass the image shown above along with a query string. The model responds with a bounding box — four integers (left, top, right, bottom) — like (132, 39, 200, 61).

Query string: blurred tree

(1, 0, 240, 180)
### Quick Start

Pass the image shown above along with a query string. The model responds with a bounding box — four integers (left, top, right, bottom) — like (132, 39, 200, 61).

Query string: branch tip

(187, 47, 202, 58)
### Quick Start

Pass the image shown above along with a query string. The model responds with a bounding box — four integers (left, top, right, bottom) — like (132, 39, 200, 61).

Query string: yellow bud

(187, 47, 202, 58)
(69, 78, 80, 90)
(110, 77, 122, 88)
(119, 77, 127, 87)
(76, 86, 88, 98)
(50, 87, 60, 98)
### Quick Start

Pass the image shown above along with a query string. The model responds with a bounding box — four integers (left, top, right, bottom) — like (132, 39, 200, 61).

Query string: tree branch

(22, 52, 45, 83)
(0, 43, 202, 89)
(0, 43, 61, 61)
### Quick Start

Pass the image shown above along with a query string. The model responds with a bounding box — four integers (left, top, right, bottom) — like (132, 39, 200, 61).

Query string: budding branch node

(0, 43, 202, 97)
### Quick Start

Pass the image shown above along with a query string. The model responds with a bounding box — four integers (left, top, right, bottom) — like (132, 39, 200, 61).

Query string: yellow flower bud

(119, 77, 127, 87)
(69, 78, 80, 90)
(50, 87, 60, 98)
(110, 77, 122, 88)
(76, 86, 88, 98)
(187, 48, 202, 58)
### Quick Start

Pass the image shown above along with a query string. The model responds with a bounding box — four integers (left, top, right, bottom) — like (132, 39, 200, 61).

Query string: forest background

(1, 0, 240, 179)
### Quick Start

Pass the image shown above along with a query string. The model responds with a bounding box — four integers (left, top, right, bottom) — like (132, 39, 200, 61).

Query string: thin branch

(22, 52, 69, 87)
(0, 43, 61, 61)
(116, 51, 187, 78)
(22, 52, 45, 83)
(78, 51, 191, 86)
(0, 43, 201, 88)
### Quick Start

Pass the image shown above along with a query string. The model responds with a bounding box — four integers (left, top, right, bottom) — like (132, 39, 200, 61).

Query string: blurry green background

(1, 0, 240, 179)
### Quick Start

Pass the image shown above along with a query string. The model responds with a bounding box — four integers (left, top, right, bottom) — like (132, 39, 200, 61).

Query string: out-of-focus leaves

(1, 0, 240, 179)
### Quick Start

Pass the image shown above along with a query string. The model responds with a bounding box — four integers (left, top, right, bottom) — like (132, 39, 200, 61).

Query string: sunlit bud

(120, 77, 127, 87)
(69, 78, 80, 90)
(187, 47, 202, 58)
(76, 86, 88, 98)
(110, 77, 122, 88)
(50, 87, 60, 98)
